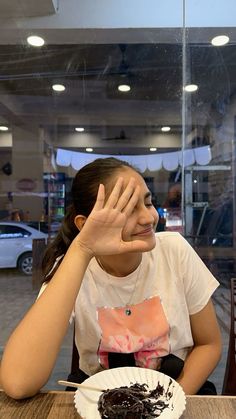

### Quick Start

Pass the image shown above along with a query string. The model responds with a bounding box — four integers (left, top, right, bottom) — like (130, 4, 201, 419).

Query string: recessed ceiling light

(193, 179, 198, 183)
(86, 148, 93, 152)
(150, 147, 157, 152)
(0, 126, 9, 131)
(52, 84, 65, 92)
(184, 84, 198, 93)
(161, 126, 171, 132)
(211, 35, 229, 46)
(75, 127, 84, 132)
(27, 35, 45, 47)
(118, 84, 131, 92)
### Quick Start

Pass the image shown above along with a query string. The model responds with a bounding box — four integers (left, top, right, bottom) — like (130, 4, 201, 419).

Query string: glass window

(182, 9, 236, 281)
(0, 0, 234, 394)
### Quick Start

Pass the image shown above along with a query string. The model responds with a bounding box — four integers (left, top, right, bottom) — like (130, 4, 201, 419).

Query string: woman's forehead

(107, 167, 148, 191)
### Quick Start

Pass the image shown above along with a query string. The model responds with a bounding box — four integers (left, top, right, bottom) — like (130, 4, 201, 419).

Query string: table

(0, 390, 236, 418)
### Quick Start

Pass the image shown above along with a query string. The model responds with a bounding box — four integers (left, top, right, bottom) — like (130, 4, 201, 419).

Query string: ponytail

(42, 205, 78, 281)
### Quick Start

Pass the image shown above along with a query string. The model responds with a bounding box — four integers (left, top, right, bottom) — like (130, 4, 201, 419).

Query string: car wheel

(18, 252, 33, 275)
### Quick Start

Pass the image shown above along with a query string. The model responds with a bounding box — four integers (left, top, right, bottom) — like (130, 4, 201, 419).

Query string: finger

(105, 177, 124, 209)
(115, 178, 136, 211)
(92, 184, 105, 211)
(121, 238, 153, 253)
(122, 185, 140, 217)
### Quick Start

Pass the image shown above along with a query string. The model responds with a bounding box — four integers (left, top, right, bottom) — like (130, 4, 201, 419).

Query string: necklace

(96, 258, 142, 316)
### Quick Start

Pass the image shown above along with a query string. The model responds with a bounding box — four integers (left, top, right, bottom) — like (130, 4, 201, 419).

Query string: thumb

(121, 239, 154, 253)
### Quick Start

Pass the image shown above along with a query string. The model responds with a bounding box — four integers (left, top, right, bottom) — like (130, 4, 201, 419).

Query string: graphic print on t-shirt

(97, 295, 170, 369)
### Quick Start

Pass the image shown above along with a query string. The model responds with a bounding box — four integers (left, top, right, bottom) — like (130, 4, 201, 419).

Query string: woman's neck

(96, 253, 142, 277)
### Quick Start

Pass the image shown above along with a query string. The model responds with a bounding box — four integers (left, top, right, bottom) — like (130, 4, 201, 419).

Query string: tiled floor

(0, 269, 231, 394)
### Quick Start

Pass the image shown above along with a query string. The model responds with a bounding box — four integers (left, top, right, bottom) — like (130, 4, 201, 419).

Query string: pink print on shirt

(97, 296, 170, 370)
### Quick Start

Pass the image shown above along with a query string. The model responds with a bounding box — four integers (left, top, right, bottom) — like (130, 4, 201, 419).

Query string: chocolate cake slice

(98, 381, 172, 418)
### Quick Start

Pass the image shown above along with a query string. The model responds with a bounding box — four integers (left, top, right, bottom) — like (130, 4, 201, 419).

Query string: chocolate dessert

(98, 381, 173, 418)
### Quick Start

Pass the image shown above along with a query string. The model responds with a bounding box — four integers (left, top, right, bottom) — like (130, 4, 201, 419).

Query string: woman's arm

(176, 299, 222, 394)
(0, 244, 91, 399)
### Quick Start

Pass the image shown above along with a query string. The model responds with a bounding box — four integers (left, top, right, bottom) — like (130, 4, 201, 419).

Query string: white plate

(74, 367, 186, 419)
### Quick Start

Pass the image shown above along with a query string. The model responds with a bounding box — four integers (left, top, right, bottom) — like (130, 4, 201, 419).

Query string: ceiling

(0, 39, 236, 154)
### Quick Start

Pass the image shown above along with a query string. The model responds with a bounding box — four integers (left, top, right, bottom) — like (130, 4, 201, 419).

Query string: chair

(70, 325, 80, 376)
(222, 278, 236, 395)
(66, 324, 89, 390)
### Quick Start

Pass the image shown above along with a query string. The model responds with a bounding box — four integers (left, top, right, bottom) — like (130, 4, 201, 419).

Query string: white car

(0, 222, 48, 275)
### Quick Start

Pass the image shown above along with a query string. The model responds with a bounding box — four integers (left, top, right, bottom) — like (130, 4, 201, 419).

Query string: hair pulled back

(42, 157, 136, 280)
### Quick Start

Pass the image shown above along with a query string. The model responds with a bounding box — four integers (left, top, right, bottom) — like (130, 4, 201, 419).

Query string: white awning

(56, 146, 212, 173)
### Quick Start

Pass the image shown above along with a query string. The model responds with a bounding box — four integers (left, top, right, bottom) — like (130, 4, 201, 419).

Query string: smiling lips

(134, 226, 154, 236)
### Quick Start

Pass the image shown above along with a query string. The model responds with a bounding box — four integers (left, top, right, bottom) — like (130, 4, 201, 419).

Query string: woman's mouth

(134, 226, 154, 236)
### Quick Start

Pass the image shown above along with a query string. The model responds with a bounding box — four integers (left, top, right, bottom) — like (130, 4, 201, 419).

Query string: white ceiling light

(184, 84, 198, 93)
(118, 84, 131, 92)
(75, 127, 84, 132)
(211, 35, 229, 46)
(27, 35, 45, 47)
(150, 147, 157, 152)
(52, 84, 65, 92)
(161, 126, 171, 132)
(0, 126, 9, 131)
(86, 148, 93, 152)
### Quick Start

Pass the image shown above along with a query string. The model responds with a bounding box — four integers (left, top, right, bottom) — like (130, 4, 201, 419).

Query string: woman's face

(109, 168, 159, 250)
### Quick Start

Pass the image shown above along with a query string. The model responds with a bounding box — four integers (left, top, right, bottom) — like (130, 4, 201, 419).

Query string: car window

(0, 225, 31, 239)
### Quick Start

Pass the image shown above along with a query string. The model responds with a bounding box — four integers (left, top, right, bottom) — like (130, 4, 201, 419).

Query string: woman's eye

(145, 202, 153, 207)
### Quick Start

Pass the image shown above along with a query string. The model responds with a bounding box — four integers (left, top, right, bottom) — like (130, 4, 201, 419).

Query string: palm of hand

(79, 207, 127, 255)
(75, 178, 152, 257)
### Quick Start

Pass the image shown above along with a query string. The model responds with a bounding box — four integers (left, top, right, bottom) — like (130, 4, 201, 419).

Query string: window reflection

(183, 29, 235, 280)
(0, 12, 235, 283)
(0, 0, 235, 396)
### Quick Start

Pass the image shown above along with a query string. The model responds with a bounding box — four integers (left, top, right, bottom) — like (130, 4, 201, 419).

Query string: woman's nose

(139, 206, 158, 224)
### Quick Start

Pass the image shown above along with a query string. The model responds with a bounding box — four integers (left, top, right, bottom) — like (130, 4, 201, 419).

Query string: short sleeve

(37, 255, 75, 324)
(177, 234, 219, 315)
(37, 282, 47, 299)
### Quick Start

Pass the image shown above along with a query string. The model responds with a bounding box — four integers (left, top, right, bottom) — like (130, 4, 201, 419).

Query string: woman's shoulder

(155, 231, 181, 238)
(155, 231, 186, 245)
(153, 231, 189, 256)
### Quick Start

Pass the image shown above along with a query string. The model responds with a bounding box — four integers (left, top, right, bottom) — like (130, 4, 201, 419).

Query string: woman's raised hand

(75, 177, 151, 257)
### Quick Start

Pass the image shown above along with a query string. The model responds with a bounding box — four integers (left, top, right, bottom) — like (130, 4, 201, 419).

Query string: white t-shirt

(39, 232, 219, 377)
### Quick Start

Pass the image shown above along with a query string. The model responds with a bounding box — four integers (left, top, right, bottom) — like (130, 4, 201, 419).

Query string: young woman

(0, 158, 221, 399)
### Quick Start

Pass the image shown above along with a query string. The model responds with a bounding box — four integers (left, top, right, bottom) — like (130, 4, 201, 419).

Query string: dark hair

(42, 157, 137, 280)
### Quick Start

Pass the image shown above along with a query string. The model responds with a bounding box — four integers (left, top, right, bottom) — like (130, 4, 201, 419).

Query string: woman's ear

(74, 215, 87, 231)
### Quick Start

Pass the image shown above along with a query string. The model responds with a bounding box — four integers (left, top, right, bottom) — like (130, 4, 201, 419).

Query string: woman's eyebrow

(144, 191, 152, 199)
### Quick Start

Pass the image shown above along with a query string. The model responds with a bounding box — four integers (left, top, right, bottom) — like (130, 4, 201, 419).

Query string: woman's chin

(134, 232, 156, 251)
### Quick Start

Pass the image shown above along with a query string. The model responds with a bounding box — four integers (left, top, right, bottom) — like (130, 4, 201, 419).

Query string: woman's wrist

(69, 236, 94, 263)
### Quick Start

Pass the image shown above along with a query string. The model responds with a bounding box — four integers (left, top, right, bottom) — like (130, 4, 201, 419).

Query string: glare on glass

(118, 84, 131, 92)
(211, 35, 229, 46)
(52, 84, 66, 92)
(75, 127, 85, 132)
(27, 35, 45, 47)
(184, 84, 198, 92)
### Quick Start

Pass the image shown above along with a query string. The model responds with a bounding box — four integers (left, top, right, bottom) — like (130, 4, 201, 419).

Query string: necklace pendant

(125, 308, 132, 316)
